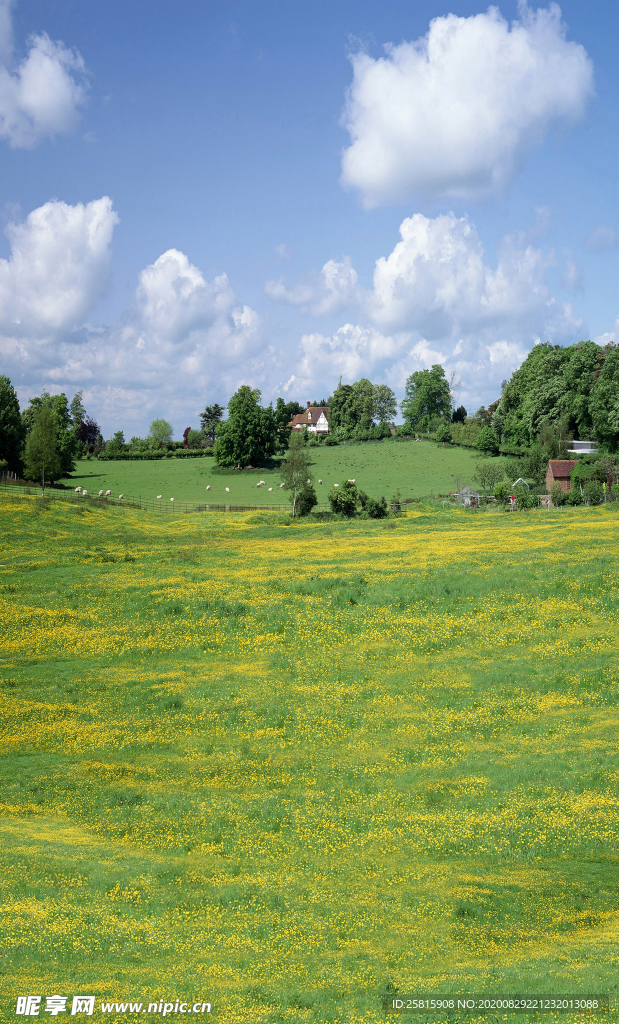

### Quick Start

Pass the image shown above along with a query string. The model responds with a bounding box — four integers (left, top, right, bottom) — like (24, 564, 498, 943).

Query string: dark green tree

(590, 348, 619, 450)
(373, 384, 397, 424)
(452, 405, 467, 424)
(200, 403, 225, 444)
(23, 405, 61, 492)
(214, 386, 277, 469)
(70, 390, 86, 430)
(0, 375, 24, 473)
(401, 365, 451, 430)
(22, 392, 77, 476)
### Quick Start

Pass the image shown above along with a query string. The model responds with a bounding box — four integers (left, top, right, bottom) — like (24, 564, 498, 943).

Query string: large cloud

(289, 211, 584, 409)
(341, 3, 594, 206)
(0, 0, 86, 148)
(1, 200, 265, 434)
(0, 197, 118, 336)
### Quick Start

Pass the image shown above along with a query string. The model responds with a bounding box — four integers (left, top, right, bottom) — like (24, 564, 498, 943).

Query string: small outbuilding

(456, 487, 480, 506)
(546, 459, 577, 493)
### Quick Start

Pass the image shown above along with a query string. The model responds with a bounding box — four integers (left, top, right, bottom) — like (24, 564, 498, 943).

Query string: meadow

(58, 439, 480, 506)
(1, 495, 618, 1024)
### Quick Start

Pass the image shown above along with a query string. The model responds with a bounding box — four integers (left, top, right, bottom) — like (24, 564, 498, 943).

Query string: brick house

(546, 459, 577, 493)
(289, 401, 329, 435)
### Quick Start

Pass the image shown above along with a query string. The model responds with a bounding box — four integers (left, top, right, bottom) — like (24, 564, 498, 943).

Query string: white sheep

(348, 479, 355, 483)
(333, 483, 339, 488)
(268, 487, 272, 491)
(75, 486, 81, 493)
(225, 487, 230, 493)
(206, 485, 210, 491)
(170, 497, 174, 502)
(279, 483, 285, 488)
(105, 489, 111, 496)
(98, 489, 104, 496)
(83, 489, 88, 495)
(119, 493, 123, 499)
(318, 479, 322, 484)
(157, 495, 162, 499)
(307, 478, 311, 484)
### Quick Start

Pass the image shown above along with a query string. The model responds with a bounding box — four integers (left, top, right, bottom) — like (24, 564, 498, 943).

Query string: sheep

(83, 489, 88, 495)
(348, 479, 355, 483)
(279, 483, 285, 488)
(157, 495, 162, 499)
(225, 487, 230, 493)
(206, 485, 210, 491)
(75, 486, 81, 493)
(333, 483, 339, 488)
(98, 489, 104, 497)
(119, 494, 123, 499)
(268, 487, 273, 491)
(307, 478, 311, 484)
(170, 497, 174, 502)
(318, 479, 322, 484)
(105, 489, 111, 496)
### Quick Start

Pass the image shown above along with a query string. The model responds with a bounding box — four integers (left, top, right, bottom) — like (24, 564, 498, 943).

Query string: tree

(148, 419, 174, 448)
(373, 384, 397, 424)
(0, 375, 24, 473)
(200, 404, 225, 445)
(106, 431, 125, 456)
(436, 422, 452, 444)
(452, 405, 467, 424)
(214, 386, 277, 468)
(538, 417, 573, 460)
(401, 365, 451, 430)
(475, 425, 500, 456)
(23, 405, 61, 493)
(275, 398, 303, 430)
(76, 416, 100, 453)
(70, 390, 86, 429)
(280, 431, 312, 517)
(297, 481, 317, 516)
(474, 460, 504, 494)
(22, 392, 77, 476)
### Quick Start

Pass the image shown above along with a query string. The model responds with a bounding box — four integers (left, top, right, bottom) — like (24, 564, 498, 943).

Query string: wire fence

(0, 479, 301, 514)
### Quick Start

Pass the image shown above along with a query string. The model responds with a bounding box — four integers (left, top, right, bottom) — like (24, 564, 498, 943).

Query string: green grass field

(1, 495, 618, 1024)
(59, 439, 480, 506)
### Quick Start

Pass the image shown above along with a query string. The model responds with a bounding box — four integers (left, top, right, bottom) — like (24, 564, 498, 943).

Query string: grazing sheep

(119, 494, 123, 499)
(225, 487, 230, 493)
(307, 478, 310, 484)
(170, 497, 174, 502)
(83, 489, 88, 495)
(279, 483, 285, 488)
(348, 479, 355, 483)
(318, 479, 322, 484)
(98, 489, 104, 496)
(75, 486, 81, 493)
(206, 485, 210, 491)
(105, 489, 111, 496)
(333, 483, 338, 488)
(268, 487, 273, 491)
(157, 495, 162, 499)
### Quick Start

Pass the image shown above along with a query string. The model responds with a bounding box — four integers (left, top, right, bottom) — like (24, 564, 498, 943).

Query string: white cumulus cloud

(0, 196, 118, 336)
(341, 2, 594, 206)
(265, 256, 359, 315)
(0, 0, 86, 148)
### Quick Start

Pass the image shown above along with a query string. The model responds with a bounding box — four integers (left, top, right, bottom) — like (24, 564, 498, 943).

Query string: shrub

(565, 488, 583, 506)
(365, 495, 388, 518)
(583, 480, 604, 505)
(515, 491, 536, 510)
(435, 422, 452, 444)
(476, 425, 500, 456)
(494, 480, 510, 504)
(550, 482, 565, 507)
(324, 434, 338, 446)
(297, 482, 318, 516)
(328, 480, 359, 517)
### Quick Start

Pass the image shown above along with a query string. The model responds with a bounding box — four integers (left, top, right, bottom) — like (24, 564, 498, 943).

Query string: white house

(289, 401, 329, 434)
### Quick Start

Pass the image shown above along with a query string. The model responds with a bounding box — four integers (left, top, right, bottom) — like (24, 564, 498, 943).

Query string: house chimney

(307, 400, 311, 409)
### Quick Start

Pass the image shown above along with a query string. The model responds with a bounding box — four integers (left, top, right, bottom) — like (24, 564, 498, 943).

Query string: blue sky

(1, 0, 618, 436)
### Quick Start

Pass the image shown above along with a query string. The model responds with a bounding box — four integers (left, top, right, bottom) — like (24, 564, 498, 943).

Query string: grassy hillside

(1, 496, 617, 1023)
(59, 439, 481, 506)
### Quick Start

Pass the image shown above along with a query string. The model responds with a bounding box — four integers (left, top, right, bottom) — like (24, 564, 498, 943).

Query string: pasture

(59, 439, 480, 506)
(1, 495, 618, 1024)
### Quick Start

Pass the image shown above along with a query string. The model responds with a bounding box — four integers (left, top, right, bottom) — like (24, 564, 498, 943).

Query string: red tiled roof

(548, 459, 577, 478)
(289, 407, 329, 427)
